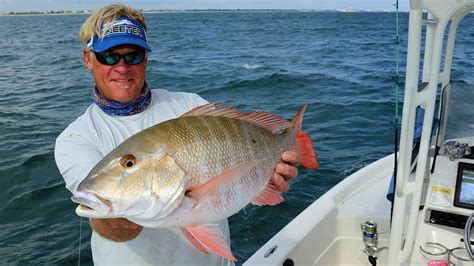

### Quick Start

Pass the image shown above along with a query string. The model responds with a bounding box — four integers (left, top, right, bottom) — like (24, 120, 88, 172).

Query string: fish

(72, 103, 318, 261)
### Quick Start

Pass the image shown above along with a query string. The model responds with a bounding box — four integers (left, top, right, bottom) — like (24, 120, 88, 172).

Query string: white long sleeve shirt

(55, 89, 232, 266)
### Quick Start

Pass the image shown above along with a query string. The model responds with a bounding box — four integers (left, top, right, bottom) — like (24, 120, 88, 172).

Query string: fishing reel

(361, 221, 378, 250)
(361, 221, 387, 266)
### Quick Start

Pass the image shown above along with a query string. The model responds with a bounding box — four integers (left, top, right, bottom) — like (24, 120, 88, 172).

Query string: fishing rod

(390, 0, 401, 227)
(78, 217, 83, 266)
(362, 2, 401, 265)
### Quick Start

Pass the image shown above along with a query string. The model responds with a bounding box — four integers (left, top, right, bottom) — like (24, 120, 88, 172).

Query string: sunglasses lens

(95, 52, 120, 65)
(94, 50, 145, 66)
(124, 50, 146, 65)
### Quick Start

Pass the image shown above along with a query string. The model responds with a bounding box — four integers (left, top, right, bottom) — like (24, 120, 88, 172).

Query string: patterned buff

(93, 83, 152, 116)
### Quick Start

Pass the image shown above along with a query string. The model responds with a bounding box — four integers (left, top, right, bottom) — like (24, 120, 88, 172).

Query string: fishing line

(390, 0, 401, 225)
(78, 216, 83, 266)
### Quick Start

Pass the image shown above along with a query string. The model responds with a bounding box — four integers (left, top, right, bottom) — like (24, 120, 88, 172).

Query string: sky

(0, 0, 409, 12)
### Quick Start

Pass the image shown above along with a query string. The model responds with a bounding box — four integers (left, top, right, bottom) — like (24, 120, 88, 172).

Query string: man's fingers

(276, 162, 298, 180)
(270, 151, 300, 194)
(90, 218, 143, 242)
(107, 218, 140, 229)
(107, 218, 126, 229)
(281, 151, 301, 165)
(271, 172, 289, 192)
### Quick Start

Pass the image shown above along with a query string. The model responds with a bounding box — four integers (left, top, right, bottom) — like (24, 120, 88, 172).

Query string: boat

(244, 0, 474, 265)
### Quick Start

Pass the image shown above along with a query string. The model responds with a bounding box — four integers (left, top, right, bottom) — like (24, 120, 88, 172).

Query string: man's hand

(90, 218, 143, 242)
(272, 150, 301, 192)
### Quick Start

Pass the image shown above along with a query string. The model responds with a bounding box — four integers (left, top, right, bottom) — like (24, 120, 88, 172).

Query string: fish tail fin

(291, 105, 318, 170)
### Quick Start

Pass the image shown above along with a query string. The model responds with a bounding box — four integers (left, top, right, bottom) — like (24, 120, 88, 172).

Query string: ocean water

(0, 11, 473, 264)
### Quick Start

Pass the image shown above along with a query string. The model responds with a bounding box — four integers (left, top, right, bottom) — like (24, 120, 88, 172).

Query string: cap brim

(93, 35, 152, 52)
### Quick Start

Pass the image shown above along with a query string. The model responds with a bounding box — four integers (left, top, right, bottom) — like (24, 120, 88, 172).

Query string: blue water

(0, 11, 473, 264)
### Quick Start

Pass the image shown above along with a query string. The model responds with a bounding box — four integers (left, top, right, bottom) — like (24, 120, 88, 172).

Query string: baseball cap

(87, 16, 152, 52)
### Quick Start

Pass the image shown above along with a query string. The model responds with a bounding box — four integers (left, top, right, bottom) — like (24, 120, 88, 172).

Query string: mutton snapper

(72, 103, 318, 261)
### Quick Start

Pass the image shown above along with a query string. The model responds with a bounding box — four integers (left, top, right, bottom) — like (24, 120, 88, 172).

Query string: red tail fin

(291, 105, 318, 170)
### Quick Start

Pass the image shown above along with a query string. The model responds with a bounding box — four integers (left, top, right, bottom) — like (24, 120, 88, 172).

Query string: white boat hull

(245, 154, 394, 265)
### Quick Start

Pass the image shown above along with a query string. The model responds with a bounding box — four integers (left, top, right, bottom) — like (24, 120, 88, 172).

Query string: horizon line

(0, 8, 407, 15)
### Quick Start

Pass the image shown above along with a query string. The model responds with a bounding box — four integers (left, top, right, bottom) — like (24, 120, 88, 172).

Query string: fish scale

(149, 115, 295, 227)
(171, 116, 291, 188)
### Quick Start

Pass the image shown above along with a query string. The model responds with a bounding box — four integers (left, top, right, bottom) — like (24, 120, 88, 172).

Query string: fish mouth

(71, 191, 112, 218)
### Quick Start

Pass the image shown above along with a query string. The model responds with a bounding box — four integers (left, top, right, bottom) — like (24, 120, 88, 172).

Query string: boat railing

(389, 0, 474, 264)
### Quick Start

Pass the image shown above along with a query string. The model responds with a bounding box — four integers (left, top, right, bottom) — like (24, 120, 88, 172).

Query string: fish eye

(120, 155, 136, 168)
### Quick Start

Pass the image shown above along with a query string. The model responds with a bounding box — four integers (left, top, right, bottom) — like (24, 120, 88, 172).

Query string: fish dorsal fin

(182, 103, 291, 134)
(182, 102, 242, 118)
(240, 111, 291, 134)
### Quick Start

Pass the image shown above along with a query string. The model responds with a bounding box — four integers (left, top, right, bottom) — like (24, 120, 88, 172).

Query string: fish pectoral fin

(251, 182, 285, 206)
(186, 161, 259, 204)
(181, 224, 236, 261)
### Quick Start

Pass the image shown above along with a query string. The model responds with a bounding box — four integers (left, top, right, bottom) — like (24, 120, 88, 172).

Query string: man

(55, 4, 300, 265)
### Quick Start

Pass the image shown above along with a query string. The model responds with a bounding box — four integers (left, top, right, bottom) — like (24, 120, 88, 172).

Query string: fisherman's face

(83, 44, 147, 104)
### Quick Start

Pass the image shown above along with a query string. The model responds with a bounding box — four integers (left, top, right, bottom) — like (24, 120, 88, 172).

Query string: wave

(242, 63, 262, 69)
(0, 54, 20, 61)
(199, 72, 317, 94)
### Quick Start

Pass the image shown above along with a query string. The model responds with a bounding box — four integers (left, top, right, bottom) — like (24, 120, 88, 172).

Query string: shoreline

(0, 9, 399, 16)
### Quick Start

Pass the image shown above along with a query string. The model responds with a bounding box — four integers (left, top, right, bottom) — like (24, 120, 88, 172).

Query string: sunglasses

(94, 50, 146, 66)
